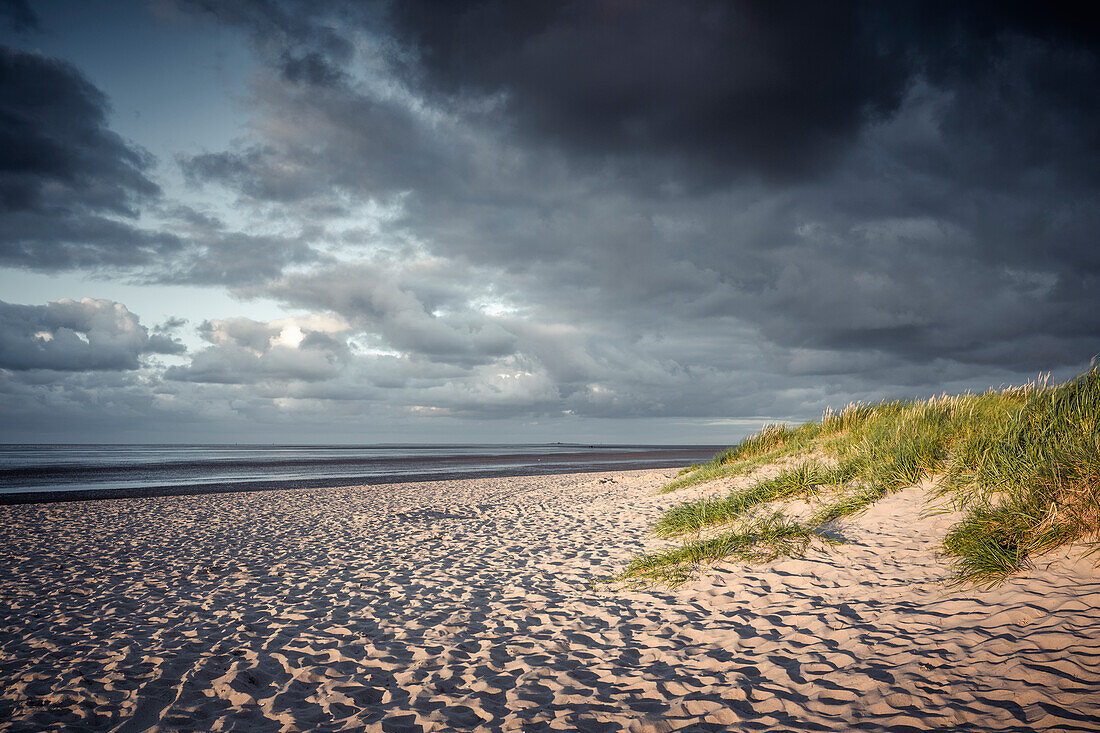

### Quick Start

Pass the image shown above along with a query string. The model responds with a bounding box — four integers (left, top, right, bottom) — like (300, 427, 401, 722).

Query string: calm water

(0, 444, 723, 502)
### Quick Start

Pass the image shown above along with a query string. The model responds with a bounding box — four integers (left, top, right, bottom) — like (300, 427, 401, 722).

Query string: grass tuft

(809, 485, 887, 524)
(622, 513, 832, 586)
(655, 460, 832, 537)
(636, 368, 1100, 587)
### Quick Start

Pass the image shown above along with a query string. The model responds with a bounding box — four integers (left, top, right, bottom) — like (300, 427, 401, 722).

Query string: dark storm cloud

(0, 46, 183, 270)
(178, 78, 461, 205)
(383, 0, 910, 184)
(178, 0, 1098, 386)
(0, 0, 37, 33)
(384, 0, 1100, 186)
(176, 1, 1100, 186)
(0, 298, 185, 372)
(0, 46, 325, 284)
(0, 47, 159, 212)
(175, 0, 913, 186)
(0, 211, 181, 270)
(13, 0, 1088, 434)
(0, 0, 36, 32)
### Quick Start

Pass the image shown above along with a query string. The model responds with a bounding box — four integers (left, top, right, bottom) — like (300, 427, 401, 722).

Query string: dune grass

(655, 460, 834, 537)
(660, 446, 793, 493)
(622, 512, 833, 586)
(624, 368, 1100, 587)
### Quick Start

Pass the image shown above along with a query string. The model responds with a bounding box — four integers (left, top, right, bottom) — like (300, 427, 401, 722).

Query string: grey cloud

(254, 264, 517, 366)
(179, 0, 359, 64)
(0, 47, 157, 215)
(153, 317, 188, 335)
(165, 204, 224, 231)
(166, 230, 323, 285)
(0, 46, 320, 285)
(383, 0, 910, 186)
(179, 79, 461, 205)
(165, 316, 350, 384)
(187, 31, 1099, 410)
(0, 209, 182, 270)
(0, 366, 274, 443)
(0, 298, 185, 372)
(6, 2, 1095, 439)
(280, 50, 345, 87)
(0, 46, 184, 272)
(718, 70, 1100, 370)
(176, 0, 909, 185)
(384, 0, 1100, 189)
(177, 1, 1099, 187)
(165, 343, 346, 384)
(199, 317, 279, 351)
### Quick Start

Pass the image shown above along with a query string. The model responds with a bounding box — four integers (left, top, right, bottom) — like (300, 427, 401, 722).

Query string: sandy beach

(2, 469, 1099, 732)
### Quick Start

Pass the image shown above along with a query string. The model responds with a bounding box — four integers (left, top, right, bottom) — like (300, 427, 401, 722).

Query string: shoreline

(2, 466, 1099, 731)
(0, 459, 699, 506)
(0, 445, 722, 505)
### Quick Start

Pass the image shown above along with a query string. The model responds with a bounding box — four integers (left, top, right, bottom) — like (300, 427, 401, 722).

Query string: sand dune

(2, 470, 1099, 731)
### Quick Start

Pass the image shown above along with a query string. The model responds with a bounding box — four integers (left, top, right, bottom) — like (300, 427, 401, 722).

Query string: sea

(0, 444, 724, 503)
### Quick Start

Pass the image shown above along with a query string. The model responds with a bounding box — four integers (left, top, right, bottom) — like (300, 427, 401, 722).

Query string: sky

(1, 0, 1098, 444)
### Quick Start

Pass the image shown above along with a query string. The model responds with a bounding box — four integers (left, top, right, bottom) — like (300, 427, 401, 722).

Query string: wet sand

(2, 469, 1099, 731)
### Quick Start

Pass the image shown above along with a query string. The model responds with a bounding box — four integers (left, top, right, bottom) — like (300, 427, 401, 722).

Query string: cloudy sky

(1, 1, 1097, 444)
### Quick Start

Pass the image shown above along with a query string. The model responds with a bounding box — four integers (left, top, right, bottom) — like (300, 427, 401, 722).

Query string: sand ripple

(2, 471, 1099, 731)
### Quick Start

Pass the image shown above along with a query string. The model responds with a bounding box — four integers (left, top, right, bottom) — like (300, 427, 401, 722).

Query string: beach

(2, 468, 1099, 732)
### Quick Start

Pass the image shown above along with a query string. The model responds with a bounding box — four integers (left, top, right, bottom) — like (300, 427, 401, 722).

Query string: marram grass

(654, 460, 833, 537)
(622, 512, 836, 587)
(624, 368, 1100, 587)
